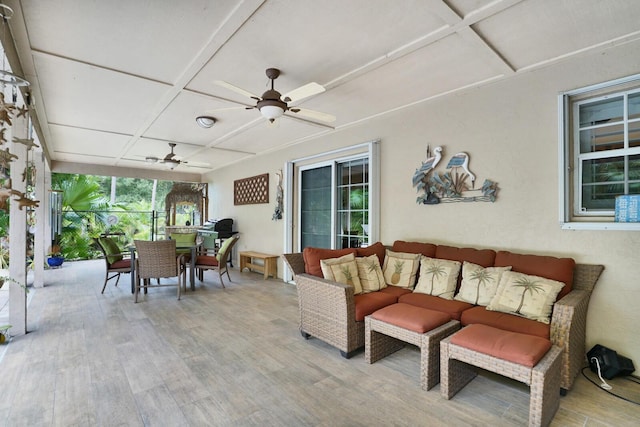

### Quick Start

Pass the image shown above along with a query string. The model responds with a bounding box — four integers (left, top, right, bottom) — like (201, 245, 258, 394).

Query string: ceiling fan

(211, 68, 335, 124)
(146, 143, 184, 170)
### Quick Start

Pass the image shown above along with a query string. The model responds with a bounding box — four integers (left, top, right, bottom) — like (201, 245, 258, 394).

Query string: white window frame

(559, 74, 640, 230)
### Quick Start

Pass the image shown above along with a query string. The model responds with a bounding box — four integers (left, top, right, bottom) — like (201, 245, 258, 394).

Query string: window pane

(581, 156, 625, 210)
(579, 96, 623, 127)
(580, 124, 624, 153)
(351, 161, 364, 184)
(630, 120, 640, 148)
(629, 92, 640, 120)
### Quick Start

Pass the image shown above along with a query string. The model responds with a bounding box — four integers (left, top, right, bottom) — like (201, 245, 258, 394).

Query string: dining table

(129, 242, 201, 294)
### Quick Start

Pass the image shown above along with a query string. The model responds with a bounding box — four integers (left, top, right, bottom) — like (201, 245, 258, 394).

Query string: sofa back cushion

(303, 247, 357, 277)
(356, 241, 386, 266)
(392, 240, 437, 257)
(494, 251, 576, 300)
(435, 245, 496, 267)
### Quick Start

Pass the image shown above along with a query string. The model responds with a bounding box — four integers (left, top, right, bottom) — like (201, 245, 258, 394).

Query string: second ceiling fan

(213, 68, 335, 124)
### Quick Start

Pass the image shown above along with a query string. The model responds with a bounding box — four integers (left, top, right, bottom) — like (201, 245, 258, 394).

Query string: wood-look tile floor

(0, 260, 638, 426)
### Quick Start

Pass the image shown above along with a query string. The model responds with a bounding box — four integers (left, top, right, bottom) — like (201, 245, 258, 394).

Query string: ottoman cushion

(450, 324, 551, 367)
(371, 303, 451, 334)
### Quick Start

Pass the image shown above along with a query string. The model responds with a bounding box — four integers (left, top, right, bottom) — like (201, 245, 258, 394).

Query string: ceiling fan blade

(214, 80, 259, 100)
(289, 107, 336, 123)
(204, 106, 256, 114)
(283, 82, 325, 103)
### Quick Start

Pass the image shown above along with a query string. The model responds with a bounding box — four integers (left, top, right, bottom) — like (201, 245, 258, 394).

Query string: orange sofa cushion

(450, 324, 552, 367)
(371, 303, 451, 334)
(378, 285, 413, 298)
(356, 241, 386, 266)
(354, 292, 397, 322)
(435, 245, 496, 267)
(303, 247, 357, 278)
(392, 240, 437, 257)
(460, 306, 550, 339)
(494, 251, 576, 300)
(398, 293, 473, 321)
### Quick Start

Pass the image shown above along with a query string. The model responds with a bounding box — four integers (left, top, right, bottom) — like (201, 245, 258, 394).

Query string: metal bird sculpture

(446, 152, 476, 188)
(412, 146, 443, 188)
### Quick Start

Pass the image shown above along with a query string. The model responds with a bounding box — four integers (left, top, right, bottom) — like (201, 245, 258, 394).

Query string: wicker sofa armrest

(295, 273, 362, 357)
(550, 263, 603, 392)
(282, 253, 306, 278)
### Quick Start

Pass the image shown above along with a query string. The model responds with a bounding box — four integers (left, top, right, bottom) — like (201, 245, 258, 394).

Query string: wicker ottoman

(365, 303, 460, 390)
(440, 324, 563, 427)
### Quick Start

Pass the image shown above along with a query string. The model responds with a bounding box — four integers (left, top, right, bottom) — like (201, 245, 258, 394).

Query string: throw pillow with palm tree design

(356, 254, 386, 293)
(486, 271, 565, 324)
(320, 253, 363, 294)
(454, 262, 512, 306)
(413, 256, 461, 300)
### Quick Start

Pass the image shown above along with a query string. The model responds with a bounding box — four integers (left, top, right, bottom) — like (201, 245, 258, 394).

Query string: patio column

(9, 113, 28, 335)
(32, 145, 46, 288)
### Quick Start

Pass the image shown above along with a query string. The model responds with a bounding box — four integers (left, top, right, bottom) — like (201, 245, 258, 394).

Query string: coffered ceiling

(3, 0, 640, 180)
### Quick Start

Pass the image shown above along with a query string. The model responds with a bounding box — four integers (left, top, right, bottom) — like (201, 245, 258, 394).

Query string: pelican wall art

(412, 145, 498, 204)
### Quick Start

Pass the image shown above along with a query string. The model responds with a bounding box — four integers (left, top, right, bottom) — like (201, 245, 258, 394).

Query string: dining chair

(95, 236, 132, 294)
(134, 239, 185, 302)
(194, 235, 239, 288)
(168, 232, 198, 262)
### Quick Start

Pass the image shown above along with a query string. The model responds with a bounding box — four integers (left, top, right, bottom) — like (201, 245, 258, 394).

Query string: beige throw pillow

(414, 256, 461, 300)
(454, 262, 512, 306)
(382, 250, 421, 289)
(320, 253, 362, 294)
(486, 271, 565, 324)
(356, 254, 386, 293)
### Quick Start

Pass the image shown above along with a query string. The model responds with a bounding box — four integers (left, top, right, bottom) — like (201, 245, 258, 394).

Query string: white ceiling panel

(473, 0, 640, 70)
(20, 0, 245, 83)
(48, 125, 131, 158)
(34, 52, 171, 134)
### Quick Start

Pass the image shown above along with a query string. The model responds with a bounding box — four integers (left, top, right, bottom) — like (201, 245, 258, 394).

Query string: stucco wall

(204, 41, 640, 368)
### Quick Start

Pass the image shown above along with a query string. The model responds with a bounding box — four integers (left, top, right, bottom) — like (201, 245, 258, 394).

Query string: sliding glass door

(300, 165, 333, 249)
(298, 157, 370, 249)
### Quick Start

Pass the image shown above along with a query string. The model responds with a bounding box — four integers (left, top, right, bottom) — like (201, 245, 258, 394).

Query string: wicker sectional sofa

(283, 240, 604, 393)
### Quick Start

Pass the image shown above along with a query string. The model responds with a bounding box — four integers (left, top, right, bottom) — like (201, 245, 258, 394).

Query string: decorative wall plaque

(234, 173, 269, 205)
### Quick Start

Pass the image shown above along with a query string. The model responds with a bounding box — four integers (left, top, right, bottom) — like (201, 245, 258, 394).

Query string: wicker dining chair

(95, 237, 132, 294)
(134, 239, 185, 302)
(194, 235, 239, 287)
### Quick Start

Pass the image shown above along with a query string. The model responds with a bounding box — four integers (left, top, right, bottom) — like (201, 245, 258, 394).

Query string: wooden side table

(239, 251, 278, 280)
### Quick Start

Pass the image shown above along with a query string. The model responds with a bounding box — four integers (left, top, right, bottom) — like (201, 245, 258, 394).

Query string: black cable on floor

(581, 367, 640, 406)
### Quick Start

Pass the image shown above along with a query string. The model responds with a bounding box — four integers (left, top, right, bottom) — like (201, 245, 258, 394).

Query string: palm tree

(513, 276, 546, 314)
(469, 268, 494, 305)
(425, 261, 447, 294)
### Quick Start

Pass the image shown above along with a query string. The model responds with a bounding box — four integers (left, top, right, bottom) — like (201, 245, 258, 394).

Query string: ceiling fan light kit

(195, 115, 216, 128)
(164, 159, 179, 170)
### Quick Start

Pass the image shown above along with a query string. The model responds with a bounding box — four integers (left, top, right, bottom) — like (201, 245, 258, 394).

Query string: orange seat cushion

(494, 251, 575, 300)
(450, 324, 552, 367)
(460, 306, 550, 339)
(398, 293, 473, 321)
(110, 259, 131, 269)
(196, 255, 219, 266)
(378, 285, 413, 298)
(303, 247, 357, 277)
(354, 292, 397, 322)
(371, 303, 451, 333)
